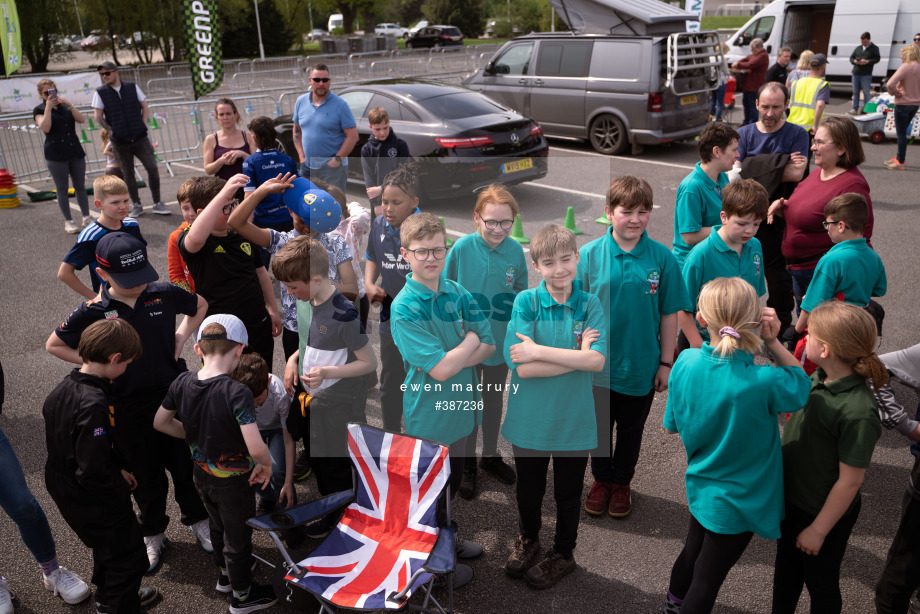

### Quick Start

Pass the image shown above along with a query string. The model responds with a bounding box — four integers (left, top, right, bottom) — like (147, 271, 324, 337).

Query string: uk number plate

(502, 158, 533, 174)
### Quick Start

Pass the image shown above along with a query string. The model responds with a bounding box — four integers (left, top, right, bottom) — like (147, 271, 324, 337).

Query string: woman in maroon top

(202, 98, 255, 180)
(767, 116, 873, 310)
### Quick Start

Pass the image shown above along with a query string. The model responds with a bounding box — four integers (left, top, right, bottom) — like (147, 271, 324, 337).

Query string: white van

(328, 13, 343, 32)
(723, 0, 920, 83)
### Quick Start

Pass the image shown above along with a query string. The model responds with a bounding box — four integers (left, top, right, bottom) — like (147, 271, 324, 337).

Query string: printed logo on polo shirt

(573, 320, 585, 348)
(319, 325, 327, 334)
(505, 265, 516, 288)
(456, 304, 465, 334)
(381, 252, 410, 272)
(753, 253, 762, 276)
(214, 245, 226, 254)
(104, 310, 119, 319)
(646, 270, 661, 295)
(241, 242, 252, 256)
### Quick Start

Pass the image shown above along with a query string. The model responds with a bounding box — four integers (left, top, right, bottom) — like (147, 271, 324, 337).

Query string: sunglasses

(915, 38, 920, 42)
(222, 199, 239, 215)
(311, 77, 330, 83)
(98, 71, 114, 76)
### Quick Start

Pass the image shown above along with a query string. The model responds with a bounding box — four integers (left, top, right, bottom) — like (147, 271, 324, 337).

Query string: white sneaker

(64, 219, 80, 234)
(144, 533, 167, 572)
(151, 202, 171, 215)
(82, 215, 92, 227)
(190, 519, 213, 553)
(0, 575, 14, 614)
(43, 567, 91, 605)
(129, 202, 144, 218)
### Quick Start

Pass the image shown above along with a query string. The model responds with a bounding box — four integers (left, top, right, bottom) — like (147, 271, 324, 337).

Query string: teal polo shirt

(672, 162, 729, 269)
(444, 232, 528, 367)
(391, 273, 495, 445)
(501, 281, 606, 451)
(296, 298, 313, 378)
(663, 343, 811, 538)
(801, 239, 886, 313)
(682, 226, 766, 342)
(577, 229, 691, 395)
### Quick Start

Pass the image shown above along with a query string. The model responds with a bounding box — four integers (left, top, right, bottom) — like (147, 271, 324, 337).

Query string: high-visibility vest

(788, 76, 828, 128)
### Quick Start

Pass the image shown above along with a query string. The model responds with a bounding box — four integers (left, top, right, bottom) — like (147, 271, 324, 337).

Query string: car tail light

(435, 136, 494, 149)
(647, 93, 663, 112)
(530, 123, 543, 137)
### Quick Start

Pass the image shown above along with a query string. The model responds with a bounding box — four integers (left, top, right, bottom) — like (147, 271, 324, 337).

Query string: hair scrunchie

(719, 326, 741, 339)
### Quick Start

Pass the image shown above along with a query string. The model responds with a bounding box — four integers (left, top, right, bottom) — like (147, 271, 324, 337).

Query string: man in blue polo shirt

(291, 64, 359, 195)
(46, 232, 212, 573)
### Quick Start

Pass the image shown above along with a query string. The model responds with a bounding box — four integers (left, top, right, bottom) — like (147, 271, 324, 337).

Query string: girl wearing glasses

(33, 79, 91, 234)
(444, 185, 528, 500)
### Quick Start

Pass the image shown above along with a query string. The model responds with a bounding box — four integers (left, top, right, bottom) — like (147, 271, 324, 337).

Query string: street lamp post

(253, 0, 266, 60)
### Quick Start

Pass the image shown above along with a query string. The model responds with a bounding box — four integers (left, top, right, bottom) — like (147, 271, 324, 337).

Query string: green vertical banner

(0, 0, 22, 76)
(183, 0, 223, 100)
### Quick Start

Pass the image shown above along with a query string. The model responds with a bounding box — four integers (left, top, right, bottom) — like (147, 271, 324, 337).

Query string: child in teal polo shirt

(663, 277, 809, 614)
(390, 212, 496, 585)
(793, 192, 886, 336)
(679, 179, 769, 350)
(672, 122, 740, 269)
(444, 184, 528, 500)
(502, 224, 606, 590)
(577, 176, 690, 519)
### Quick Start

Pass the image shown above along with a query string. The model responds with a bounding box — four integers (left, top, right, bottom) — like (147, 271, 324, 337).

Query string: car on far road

(307, 28, 327, 41)
(375, 23, 409, 38)
(273, 79, 548, 201)
(406, 25, 463, 49)
(80, 32, 105, 51)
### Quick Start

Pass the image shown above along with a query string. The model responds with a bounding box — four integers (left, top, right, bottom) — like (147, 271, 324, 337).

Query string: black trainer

(458, 467, 477, 500)
(229, 583, 278, 614)
(293, 451, 312, 481)
(139, 586, 159, 607)
(481, 456, 517, 484)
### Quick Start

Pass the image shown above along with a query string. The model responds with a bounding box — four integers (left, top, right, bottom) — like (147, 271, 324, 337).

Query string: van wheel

(589, 114, 628, 155)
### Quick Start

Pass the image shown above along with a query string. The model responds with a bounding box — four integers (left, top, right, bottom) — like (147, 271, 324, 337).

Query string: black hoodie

(360, 128, 411, 210)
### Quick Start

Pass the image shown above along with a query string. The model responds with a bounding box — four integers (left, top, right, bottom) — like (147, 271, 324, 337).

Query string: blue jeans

(258, 428, 295, 507)
(742, 91, 758, 126)
(851, 74, 873, 111)
(300, 161, 347, 197)
(788, 266, 816, 314)
(0, 424, 57, 565)
(710, 84, 727, 121)
(895, 105, 919, 164)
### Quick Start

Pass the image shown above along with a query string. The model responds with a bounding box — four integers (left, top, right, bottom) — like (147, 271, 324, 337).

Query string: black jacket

(360, 129, 411, 210)
(42, 369, 129, 502)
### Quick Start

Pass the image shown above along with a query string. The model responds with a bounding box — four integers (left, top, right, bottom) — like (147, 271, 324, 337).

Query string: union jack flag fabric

(289, 424, 450, 609)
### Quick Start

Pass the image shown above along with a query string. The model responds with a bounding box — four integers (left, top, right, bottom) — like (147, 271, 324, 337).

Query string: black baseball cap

(95, 232, 159, 287)
(98, 61, 118, 72)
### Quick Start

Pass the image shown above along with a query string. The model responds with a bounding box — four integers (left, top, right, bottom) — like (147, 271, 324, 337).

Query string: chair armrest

(247, 489, 354, 532)
(424, 522, 456, 575)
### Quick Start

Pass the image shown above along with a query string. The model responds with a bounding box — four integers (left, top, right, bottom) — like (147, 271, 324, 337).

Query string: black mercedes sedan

(275, 79, 549, 201)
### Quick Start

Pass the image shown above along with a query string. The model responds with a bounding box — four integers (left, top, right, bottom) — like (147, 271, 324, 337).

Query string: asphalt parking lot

(1, 89, 919, 613)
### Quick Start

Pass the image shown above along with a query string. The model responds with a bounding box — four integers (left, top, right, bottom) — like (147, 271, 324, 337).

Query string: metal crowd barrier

(1, 45, 500, 185)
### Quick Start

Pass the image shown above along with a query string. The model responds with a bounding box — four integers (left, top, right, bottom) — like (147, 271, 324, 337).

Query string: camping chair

(248, 423, 459, 614)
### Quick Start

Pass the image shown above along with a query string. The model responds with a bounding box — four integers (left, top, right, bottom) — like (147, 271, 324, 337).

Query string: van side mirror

(737, 34, 750, 46)
(493, 64, 510, 75)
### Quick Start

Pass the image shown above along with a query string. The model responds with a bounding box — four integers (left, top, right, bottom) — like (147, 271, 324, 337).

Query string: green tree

(421, 0, 484, 38)
(20, 0, 70, 73)
(220, 0, 295, 58)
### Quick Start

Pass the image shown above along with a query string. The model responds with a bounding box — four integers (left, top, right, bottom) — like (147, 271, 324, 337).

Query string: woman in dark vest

(33, 79, 90, 234)
(202, 98, 255, 199)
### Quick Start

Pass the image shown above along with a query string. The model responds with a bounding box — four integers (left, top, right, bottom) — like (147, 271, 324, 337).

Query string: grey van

(462, 32, 724, 155)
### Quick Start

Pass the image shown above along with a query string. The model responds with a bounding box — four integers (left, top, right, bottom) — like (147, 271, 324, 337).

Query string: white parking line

(528, 181, 660, 208)
(171, 162, 206, 172)
(549, 145, 695, 171)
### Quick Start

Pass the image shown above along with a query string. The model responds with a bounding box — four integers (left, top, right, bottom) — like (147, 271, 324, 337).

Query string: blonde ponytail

(697, 277, 763, 358)
(808, 301, 889, 387)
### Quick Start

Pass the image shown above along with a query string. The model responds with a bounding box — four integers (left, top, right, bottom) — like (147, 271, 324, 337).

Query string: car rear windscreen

(421, 93, 507, 119)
